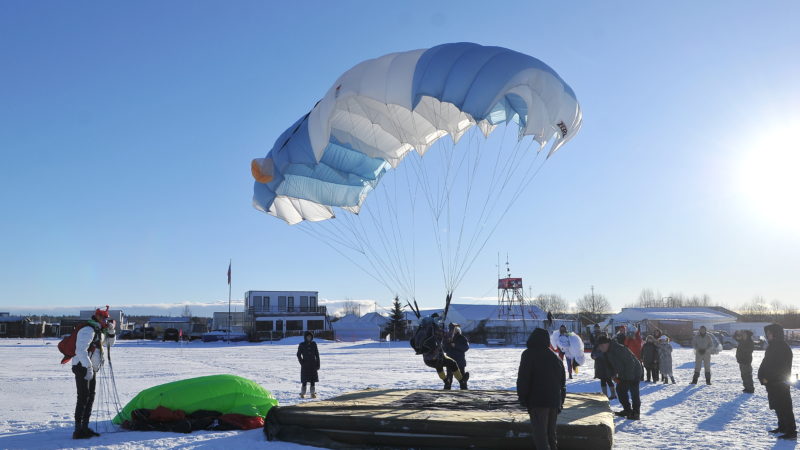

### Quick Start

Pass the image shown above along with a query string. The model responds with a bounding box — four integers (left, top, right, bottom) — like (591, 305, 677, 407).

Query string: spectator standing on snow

(444, 323, 470, 390)
(297, 331, 320, 398)
(72, 307, 116, 439)
(624, 325, 643, 361)
(589, 324, 603, 347)
(597, 335, 643, 420)
(641, 335, 660, 383)
(735, 330, 755, 394)
(591, 332, 616, 400)
(657, 335, 675, 384)
(691, 326, 714, 385)
(758, 323, 796, 440)
(517, 328, 566, 450)
(615, 326, 627, 345)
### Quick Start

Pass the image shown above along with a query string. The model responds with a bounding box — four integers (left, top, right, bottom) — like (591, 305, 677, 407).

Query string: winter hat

(596, 335, 611, 345)
(527, 328, 551, 349)
(658, 335, 668, 342)
(94, 305, 110, 320)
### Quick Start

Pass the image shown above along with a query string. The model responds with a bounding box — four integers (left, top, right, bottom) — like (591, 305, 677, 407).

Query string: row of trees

(626, 289, 715, 308)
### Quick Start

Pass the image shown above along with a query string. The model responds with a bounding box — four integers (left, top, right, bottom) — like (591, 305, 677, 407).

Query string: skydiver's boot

(690, 372, 699, 385)
(705, 372, 711, 385)
(459, 372, 469, 390)
(73, 420, 90, 439)
(438, 370, 451, 390)
(300, 384, 306, 399)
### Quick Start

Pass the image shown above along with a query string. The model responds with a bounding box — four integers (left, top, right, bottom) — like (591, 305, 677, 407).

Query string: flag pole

(227, 259, 232, 344)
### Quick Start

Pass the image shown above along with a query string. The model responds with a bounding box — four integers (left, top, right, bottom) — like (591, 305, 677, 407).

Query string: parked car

(117, 330, 133, 340)
(712, 331, 738, 350)
(163, 328, 180, 342)
(131, 326, 156, 340)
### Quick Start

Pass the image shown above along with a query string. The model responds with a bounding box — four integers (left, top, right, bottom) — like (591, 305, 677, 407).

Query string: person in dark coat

(758, 323, 796, 440)
(591, 332, 616, 400)
(444, 323, 470, 390)
(597, 335, 644, 420)
(615, 326, 627, 345)
(734, 330, 755, 393)
(641, 335, 660, 383)
(517, 328, 566, 450)
(297, 331, 320, 398)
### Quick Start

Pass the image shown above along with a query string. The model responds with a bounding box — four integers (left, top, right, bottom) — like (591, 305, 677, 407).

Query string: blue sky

(1, 1, 798, 315)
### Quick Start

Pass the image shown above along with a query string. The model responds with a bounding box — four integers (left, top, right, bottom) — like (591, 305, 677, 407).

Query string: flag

(179, 328, 183, 338)
(227, 261, 231, 285)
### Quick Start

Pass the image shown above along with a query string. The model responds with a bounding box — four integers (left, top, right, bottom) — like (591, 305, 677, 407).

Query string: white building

(332, 313, 387, 342)
(243, 290, 331, 340)
(606, 307, 740, 331)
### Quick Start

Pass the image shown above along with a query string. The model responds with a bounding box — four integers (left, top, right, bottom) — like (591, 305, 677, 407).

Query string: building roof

(611, 307, 737, 323)
(0, 315, 27, 323)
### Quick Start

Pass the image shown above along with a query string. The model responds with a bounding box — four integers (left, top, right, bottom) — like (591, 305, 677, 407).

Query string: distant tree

(341, 300, 361, 317)
(384, 296, 407, 341)
(532, 293, 568, 316)
(576, 291, 611, 325)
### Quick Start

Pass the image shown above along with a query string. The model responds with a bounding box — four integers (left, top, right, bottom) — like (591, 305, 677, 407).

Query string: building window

(307, 320, 324, 330)
(286, 320, 303, 331)
(0, 323, 6, 334)
(300, 296, 309, 311)
(288, 296, 295, 311)
(253, 296, 263, 310)
(256, 321, 273, 332)
(310, 296, 317, 308)
(278, 296, 287, 311)
(264, 296, 270, 311)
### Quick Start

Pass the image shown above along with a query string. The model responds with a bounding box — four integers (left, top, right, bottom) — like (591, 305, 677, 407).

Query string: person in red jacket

(624, 325, 643, 361)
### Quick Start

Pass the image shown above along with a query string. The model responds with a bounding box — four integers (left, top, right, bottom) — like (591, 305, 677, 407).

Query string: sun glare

(738, 120, 800, 235)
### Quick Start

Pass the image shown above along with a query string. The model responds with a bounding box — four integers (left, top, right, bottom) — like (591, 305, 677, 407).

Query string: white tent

(606, 307, 738, 330)
(332, 313, 384, 342)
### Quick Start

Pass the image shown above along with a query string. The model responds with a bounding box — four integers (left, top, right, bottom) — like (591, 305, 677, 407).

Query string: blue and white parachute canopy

(252, 42, 582, 224)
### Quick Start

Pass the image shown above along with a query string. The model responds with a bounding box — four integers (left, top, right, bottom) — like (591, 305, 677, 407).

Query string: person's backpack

(58, 323, 97, 364)
(410, 318, 438, 355)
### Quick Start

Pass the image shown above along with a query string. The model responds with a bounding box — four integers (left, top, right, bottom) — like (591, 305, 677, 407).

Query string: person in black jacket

(297, 331, 320, 398)
(444, 323, 470, 390)
(597, 335, 644, 420)
(591, 332, 616, 400)
(758, 323, 796, 440)
(517, 328, 566, 450)
(641, 335, 660, 383)
(734, 330, 755, 393)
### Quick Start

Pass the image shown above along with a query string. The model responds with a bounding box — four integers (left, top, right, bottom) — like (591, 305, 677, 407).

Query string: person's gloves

(85, 368, 94, 381)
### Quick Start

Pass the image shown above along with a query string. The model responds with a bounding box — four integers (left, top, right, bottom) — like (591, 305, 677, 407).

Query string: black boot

(705, 372, 711, 385)
(690, 372, 699, 384)
(72, 421, 90, 439)
(779, 431, 797, 440)
(459, 372, 469, 390)
(614, 409, 632, 417)
(628, 409, 640, 420)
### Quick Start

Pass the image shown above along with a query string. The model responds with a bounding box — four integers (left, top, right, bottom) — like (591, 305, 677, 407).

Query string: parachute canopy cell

(252, 42, 582, 224)
(112, 374, 279, 424)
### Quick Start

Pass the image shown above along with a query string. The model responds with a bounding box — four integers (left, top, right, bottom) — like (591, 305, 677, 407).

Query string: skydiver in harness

(412, 313, 466, 389)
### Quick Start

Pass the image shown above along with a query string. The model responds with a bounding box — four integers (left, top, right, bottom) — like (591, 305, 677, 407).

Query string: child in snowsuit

(657, 335, 675, 384)
(641, 335, 660, 383)
(297, 331, 320, 398)
(734, 330, 755, 393)
(759, 323, 796, 440)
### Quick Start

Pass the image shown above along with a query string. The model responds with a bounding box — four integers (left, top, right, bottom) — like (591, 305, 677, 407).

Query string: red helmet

(95, 305, 110, 320)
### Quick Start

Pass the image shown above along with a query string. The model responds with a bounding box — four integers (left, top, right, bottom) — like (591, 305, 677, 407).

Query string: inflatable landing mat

(265, 389, 613, 449)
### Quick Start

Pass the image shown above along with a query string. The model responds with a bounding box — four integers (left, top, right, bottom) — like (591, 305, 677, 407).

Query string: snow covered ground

(1, 337, 799, 449)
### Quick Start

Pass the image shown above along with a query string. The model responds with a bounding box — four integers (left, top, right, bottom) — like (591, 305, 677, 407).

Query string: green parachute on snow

(112, 374, 279, 424)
